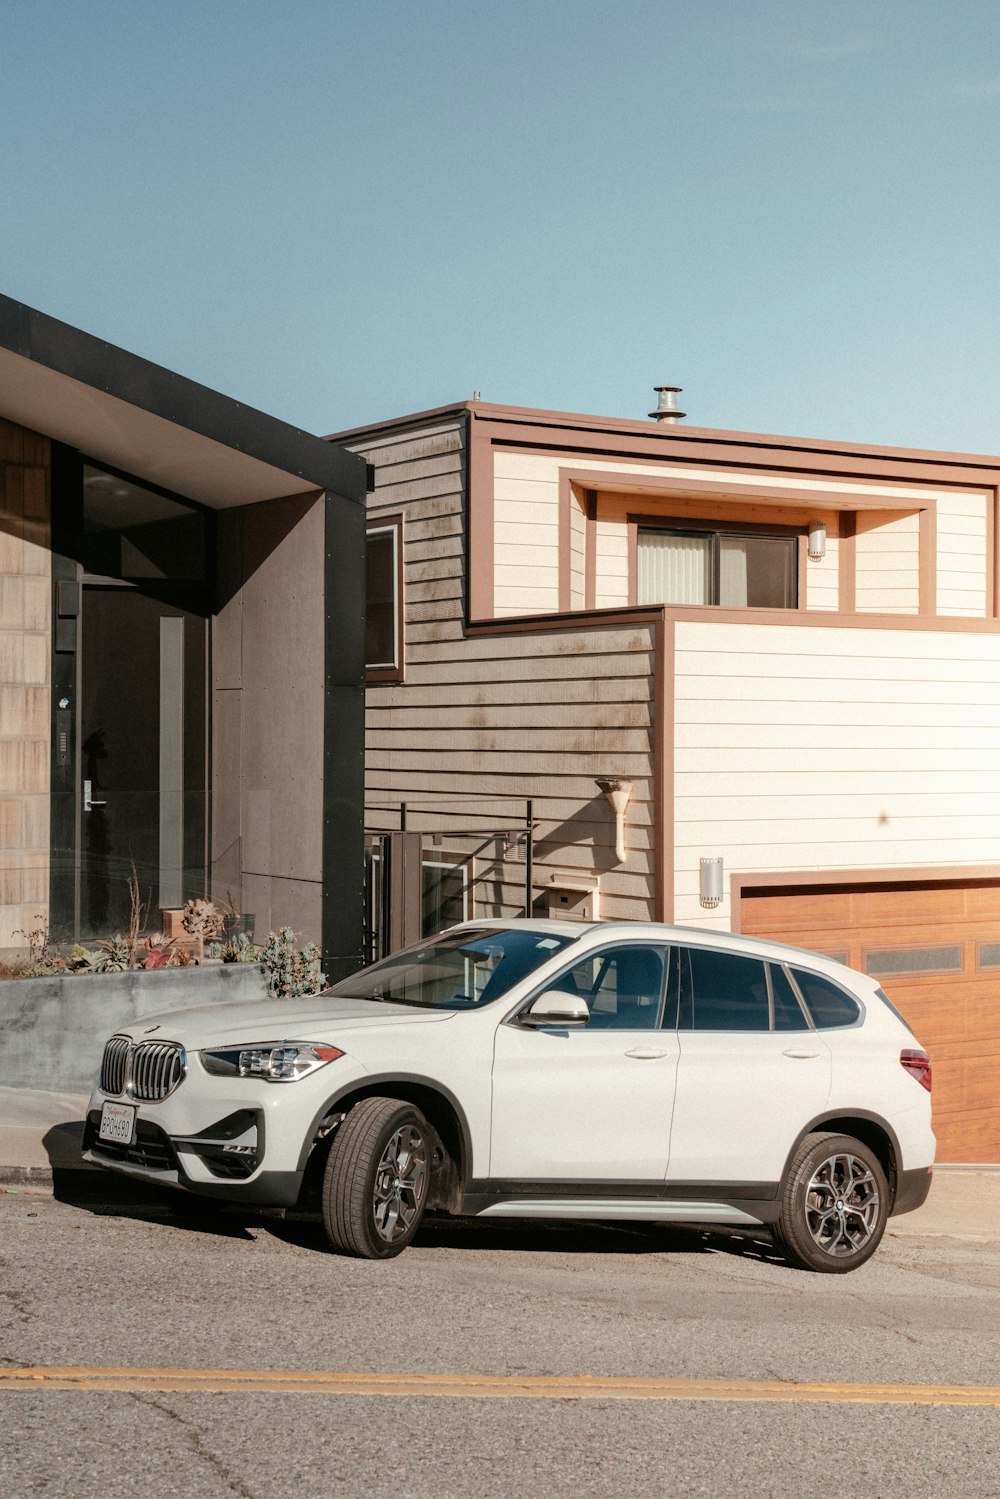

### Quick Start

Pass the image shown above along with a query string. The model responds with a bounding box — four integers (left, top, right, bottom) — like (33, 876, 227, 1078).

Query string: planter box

(0, 964, 269, 1094)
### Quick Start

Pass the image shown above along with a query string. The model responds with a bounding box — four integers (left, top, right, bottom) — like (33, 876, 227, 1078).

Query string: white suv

(84, 920, 935, 1273)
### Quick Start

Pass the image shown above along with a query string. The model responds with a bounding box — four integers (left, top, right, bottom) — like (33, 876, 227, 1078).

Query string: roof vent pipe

(649, 385, 685, 423)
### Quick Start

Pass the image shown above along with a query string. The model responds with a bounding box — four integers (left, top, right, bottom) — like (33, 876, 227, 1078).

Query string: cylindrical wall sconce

(807, 521, 827, 560)
(595, 776, 633, 864)
(699, 856, 724, 909)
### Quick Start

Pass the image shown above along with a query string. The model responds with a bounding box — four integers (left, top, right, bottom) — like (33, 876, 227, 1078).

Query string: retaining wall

(0, 965, 270, 1093)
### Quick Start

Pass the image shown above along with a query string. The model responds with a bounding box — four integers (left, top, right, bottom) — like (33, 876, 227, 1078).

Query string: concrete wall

(0, 964, 269, 1093)
(212, 491, 327, 944)
(0, 419, 50, 950)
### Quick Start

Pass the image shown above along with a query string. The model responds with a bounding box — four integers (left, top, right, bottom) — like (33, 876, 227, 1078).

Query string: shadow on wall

(214, 491, 321, 610)
(532, 794, 626, 874)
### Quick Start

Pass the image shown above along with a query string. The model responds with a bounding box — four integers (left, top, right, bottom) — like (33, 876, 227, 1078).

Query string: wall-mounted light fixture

(699, 856, 724, 909)
(807, 521, 827, 561)
(595, 776, 633, 864)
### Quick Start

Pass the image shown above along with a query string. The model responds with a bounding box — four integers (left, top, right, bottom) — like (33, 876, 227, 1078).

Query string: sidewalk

(1, 1086, 998, 1238)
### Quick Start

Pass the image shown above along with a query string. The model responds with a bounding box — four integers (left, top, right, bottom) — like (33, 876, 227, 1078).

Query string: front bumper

(84, 1051, 369, 1206)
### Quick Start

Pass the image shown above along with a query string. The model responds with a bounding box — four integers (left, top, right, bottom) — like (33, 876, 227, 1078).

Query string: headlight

(200, 1042, 344, 1082)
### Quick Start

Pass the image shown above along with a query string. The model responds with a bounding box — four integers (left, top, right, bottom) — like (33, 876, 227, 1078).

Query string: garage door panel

(741, 877, 1000, 1163)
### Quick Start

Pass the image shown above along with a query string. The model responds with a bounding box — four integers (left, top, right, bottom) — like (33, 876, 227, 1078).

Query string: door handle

(625, 1048, 668, 1059)
(83, 780, 107, 812)
(782, 1048, 820, 1059)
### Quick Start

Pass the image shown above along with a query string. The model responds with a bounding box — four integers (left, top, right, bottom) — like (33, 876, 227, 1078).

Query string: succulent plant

(259, 927, 326, 999)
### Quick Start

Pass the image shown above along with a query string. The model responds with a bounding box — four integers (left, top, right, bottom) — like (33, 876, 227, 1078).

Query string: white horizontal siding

(673, 619, 1000, 927)
(855, 511, 919, 614)
(937, 492, 988, 617)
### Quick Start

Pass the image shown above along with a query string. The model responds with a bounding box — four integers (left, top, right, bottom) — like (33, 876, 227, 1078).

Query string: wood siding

(673, 619, 1000, 930)
(0, 419, 50, 951)
(350, 420, 658, 921)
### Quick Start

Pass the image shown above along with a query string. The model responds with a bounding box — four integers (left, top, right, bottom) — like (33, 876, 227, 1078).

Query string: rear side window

(679, 948, 770, 1031)
(792, 969, 860, 1029)
(771, 964, 810, 1031)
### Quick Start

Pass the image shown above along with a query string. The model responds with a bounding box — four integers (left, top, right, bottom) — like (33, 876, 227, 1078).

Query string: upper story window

(366, 515, 403, 681)
(637, 525, 798, 609)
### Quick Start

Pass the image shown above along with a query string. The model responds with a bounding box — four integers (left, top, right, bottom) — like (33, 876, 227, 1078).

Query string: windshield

(328, 927, 578, 1009)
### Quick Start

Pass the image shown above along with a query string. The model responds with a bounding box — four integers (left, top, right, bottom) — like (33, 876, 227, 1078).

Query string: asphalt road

(2, 1181, 999, 1499)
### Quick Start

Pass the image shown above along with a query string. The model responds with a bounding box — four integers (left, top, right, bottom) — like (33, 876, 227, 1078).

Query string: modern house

(0, 293, 367, 980)
(337, 393, 1000, 1162)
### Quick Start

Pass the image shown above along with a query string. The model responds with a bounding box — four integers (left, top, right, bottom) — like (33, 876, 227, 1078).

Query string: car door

(489, 943, 679, 1184)
(665, 943, 833, 1189)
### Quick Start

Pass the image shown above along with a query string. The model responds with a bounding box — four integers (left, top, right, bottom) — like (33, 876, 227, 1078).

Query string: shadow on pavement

(43, 1156, 785, 1265)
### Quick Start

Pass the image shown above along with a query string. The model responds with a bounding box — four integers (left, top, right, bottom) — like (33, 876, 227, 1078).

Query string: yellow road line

(2, 1367, 1000, 1407)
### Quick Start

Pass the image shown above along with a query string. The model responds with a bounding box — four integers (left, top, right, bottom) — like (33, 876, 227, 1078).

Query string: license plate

(98, 1100, 136, 1145)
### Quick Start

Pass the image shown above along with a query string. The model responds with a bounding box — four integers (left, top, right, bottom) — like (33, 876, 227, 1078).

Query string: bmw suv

(83, 920, 935, 1272)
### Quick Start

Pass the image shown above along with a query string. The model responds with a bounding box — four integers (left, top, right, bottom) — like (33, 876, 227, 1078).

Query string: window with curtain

(637, 527, 797, 608)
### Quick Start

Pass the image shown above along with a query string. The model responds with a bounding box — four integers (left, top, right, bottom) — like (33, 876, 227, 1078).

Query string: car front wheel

(321, 1096, 430, 1259)
(773, 1131, 888, 1273)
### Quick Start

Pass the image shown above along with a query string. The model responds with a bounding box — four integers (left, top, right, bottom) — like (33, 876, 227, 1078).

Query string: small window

(422, 858, 469, 938)
(771, 964, 810, 1031)
(366, 518, 402, 677)
(638, 527, 797, 609)
(541, 945, 666, 1030)
(979, 943, 1000, 969)
(791, 969, 861, 1029)
(864, 946, 962, 977)
(679, 947, 770, 1031)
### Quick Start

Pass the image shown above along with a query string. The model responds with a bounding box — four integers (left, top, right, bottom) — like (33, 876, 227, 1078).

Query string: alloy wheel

(372, 1124, 427, 1243)
(804, 1151, 881, 1258)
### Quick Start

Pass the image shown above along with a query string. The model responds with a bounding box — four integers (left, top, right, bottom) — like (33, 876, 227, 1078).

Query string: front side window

(638, 527, 797, 609)
(537, 945, 667, 1030)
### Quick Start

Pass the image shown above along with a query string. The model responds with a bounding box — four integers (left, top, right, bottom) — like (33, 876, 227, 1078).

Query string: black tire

(321, 1097, 430, 1259)
(773, 1131, 888, 1274)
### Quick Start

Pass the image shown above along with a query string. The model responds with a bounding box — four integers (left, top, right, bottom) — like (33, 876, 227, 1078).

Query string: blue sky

(3, 0, 1000, 451)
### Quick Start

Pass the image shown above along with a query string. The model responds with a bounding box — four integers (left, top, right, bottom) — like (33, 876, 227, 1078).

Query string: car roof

(452, 917, 872, 985)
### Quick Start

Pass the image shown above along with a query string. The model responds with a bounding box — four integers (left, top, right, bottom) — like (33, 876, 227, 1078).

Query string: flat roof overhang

(0, 293, 364, 508)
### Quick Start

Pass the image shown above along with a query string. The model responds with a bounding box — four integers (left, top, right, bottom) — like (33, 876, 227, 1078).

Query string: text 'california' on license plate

(98, 1100, 136, 1145)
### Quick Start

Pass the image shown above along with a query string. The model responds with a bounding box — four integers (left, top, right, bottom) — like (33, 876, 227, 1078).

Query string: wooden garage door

(740, 879, 1000, 1164)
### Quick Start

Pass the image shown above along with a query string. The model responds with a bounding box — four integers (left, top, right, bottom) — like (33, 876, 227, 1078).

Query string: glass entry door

(79, 587, 207, 938)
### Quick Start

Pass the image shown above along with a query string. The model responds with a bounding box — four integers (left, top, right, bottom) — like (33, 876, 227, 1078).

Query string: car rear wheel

(773, 1131, 888, 1273)
(321, 1097, 430, 1259)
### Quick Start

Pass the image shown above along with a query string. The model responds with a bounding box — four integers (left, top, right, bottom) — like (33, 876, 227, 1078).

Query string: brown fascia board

(327, 397, 1000, 481)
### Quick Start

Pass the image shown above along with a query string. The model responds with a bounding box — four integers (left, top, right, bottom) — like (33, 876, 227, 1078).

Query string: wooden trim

(558, 471, 572, 612)
(480, 420, 1000, 490)
(838, 511, 856, 614)
(467, 413, 494, 621)
(730, 863, 1000, 933)
(654, 618, 673, 923)
(992, 487, 999, 620)
(365, 512, 405, 685)
(560, 465, 951, 513)
(464, 600, 1000, 635)
(919, 505, 937, 618)
(584, 488, 597, 611)
(797, 533, 808, 608)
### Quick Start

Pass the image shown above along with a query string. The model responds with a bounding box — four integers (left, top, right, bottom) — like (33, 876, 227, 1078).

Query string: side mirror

(519, 989, 590, 1028)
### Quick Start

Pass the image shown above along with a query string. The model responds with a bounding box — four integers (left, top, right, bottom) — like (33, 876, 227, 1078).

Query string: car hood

(116, 994, 455, 1050)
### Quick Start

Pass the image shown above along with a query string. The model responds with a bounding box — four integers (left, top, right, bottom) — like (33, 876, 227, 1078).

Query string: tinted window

(772, 964, 810, 1031)
(679, 948, 770, 1031)
(366, 527, 398, 668)
(542, 945, 666, 1030)
(792, 969, 860, 1029)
